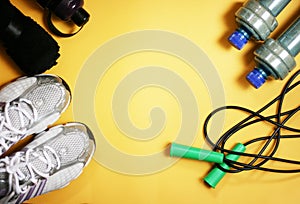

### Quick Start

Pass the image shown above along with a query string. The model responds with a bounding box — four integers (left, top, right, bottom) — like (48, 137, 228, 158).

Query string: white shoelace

(0, 99, 38, 154)
(0, 146, 61, 195)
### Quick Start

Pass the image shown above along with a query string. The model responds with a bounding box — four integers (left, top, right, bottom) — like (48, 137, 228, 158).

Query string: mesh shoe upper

(0, 74, 71, 155)
(0, 122, 95, 204)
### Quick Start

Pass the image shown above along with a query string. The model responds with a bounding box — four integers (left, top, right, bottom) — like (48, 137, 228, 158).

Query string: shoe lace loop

(0, 99, 38, 152)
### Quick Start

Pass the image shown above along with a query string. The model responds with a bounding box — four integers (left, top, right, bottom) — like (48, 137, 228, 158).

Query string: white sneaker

(0, 74, 71, 155)
(0, 122, 96, 204)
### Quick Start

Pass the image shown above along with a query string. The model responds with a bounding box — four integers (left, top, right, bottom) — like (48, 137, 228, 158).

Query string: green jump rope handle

(204, 143, 246, 188)
(170, 143, 224, 164)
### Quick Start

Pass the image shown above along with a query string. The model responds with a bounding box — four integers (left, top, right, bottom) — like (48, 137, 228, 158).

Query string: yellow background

(0, 0, 300, 203)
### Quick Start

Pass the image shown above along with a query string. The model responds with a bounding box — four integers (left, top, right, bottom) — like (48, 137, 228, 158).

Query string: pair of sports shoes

(0, 74, 96, 204)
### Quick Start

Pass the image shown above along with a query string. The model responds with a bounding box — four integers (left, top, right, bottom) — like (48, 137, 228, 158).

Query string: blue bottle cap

(228, 29, 249, 50)
(246, 68, 267, 89)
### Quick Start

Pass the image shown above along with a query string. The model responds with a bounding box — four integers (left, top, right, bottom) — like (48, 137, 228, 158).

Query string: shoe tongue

(0, 172, 9, 198)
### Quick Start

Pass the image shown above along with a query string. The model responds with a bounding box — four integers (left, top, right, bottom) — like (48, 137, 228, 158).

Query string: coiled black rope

(203, 69, 300, 174)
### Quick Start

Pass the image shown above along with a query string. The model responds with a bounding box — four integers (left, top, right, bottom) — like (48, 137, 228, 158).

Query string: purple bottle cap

(55, 0, 89, 26)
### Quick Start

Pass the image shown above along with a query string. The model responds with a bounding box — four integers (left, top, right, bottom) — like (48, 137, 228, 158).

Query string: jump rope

(171, 68, 300, 187)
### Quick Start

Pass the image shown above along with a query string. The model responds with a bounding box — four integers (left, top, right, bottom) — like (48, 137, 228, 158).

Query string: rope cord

(203, 69, 300, 174)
